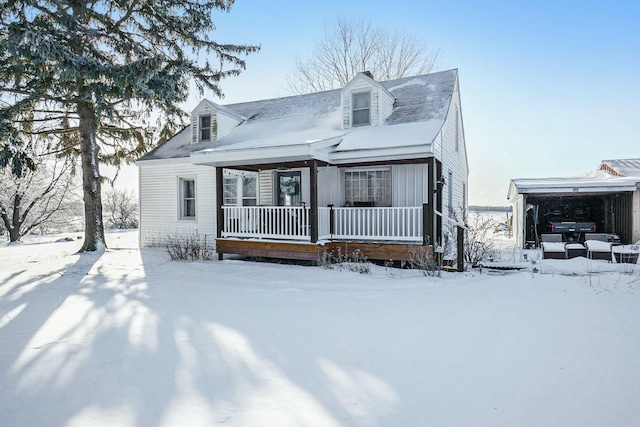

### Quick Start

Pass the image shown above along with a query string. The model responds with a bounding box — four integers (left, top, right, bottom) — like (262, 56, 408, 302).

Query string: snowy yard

(1, 230, 639, 427)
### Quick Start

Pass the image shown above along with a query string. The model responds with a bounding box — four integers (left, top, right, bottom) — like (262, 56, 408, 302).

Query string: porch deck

(217, 205, 430, 262)
(216, 238, 428, 262)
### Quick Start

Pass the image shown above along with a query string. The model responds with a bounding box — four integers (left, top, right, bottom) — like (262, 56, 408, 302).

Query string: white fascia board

(517, 185, 639, 194)
(190, 143, 330, 167)
(329, 143, 433, 164)
(135, 156, 191, 167)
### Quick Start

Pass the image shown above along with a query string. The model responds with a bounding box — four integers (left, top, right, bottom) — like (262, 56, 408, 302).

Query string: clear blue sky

(187, 0, 640, 206)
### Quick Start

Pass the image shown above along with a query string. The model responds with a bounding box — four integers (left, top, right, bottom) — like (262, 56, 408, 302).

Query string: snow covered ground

(1, 229, 639, 427)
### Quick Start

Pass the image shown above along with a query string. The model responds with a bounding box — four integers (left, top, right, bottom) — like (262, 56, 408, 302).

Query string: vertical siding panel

(259, 170, 272, 205)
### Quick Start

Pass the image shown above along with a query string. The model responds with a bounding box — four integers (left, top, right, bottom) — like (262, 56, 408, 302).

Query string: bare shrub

(319, 247, 371, 274)
(407, 247, 441, 277)
(165, 231, 214, 261)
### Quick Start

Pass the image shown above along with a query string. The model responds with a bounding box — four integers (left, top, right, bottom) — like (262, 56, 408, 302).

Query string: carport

(508, 172, 639, 248)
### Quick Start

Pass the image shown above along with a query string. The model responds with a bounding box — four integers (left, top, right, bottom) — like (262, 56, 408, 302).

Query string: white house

(136, 69, 469, 261)
(508, 158, 640, 248)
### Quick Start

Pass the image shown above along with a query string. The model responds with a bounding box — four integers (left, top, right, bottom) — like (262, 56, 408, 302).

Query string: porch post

(215, 166, 224, 260)
(425, 157, 435, 246)
(436, 159, 443, 247)
(309, 159, 318, 242)
(457, 225, 464, 272)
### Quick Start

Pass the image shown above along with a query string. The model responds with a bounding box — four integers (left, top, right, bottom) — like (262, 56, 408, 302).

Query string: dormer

(190, 99, 245, 144)
(340, 72, 395, 129)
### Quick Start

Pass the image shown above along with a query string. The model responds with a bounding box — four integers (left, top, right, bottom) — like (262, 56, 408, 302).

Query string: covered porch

(191, 139, 444, 262)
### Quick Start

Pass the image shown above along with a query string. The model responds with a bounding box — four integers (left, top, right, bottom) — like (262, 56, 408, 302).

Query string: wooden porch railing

(319, 206, 423, 241)
(222, 206, 310, 240)
(223, 206, 423, 242)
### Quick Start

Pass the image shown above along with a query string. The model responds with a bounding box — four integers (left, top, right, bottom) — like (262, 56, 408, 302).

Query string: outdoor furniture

(565, 243, 587, 259)
(585, 233, 609, 242)
(542, 242, 566, 259)
(540, 233, 562, 243)
(584, 240, 613, 261)
(612, 245, 640, 264)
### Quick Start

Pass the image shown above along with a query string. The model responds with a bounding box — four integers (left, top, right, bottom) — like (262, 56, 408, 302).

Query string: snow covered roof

(138, 69, 458, 164)
(599, 158, 640, 177)
(508, 170, 640, 200)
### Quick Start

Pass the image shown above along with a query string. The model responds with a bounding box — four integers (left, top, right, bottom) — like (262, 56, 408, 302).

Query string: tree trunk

(78, 100, 106, 252)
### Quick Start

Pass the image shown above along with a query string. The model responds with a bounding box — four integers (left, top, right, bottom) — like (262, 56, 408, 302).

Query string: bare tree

(0, 152, 78, 242)
(103, 189, 138, 230)
(287, 17, 440, 94)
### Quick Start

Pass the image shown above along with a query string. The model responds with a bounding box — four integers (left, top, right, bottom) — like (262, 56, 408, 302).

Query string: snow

(510, 170, 640, 197)
(1, 230, 640, 427)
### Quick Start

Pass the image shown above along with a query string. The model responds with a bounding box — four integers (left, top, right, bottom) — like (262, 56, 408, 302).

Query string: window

(344, 169, 391, 207)
(223, 177, 237, 205)
(242, 176, 257, 206)
(180, 178, 196, 219)
(352, 92, 370, 126)
(199, 115, 211, 142)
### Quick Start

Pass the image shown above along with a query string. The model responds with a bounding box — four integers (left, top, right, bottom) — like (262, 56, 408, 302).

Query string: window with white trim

(242, 176, 257, 206)
(179, 178, 196, 219)
(199, 115, 211, 142)
(344, 169, 391, 207)
(223, 175, 257, 206)
(223, 177, 237, 205)
(352, 92, 371, 126)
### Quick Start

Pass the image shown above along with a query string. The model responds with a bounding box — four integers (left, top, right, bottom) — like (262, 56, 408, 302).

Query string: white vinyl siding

(438, 76, 468, 217)
(391, 164, 429, 206)
(138, 161, 216, 247)
(258, 170, 273, 205)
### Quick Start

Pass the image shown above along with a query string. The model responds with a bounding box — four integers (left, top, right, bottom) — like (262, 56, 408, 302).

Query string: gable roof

(599, 158, 640, 177)
(138, 69, 458, 163)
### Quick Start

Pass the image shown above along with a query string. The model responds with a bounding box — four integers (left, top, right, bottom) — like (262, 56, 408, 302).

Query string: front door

(277, 171, 301, 206)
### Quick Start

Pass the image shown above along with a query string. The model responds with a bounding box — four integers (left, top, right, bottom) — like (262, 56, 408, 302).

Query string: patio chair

(541, 241, 566, 259)
(565, 243, 587, 259)
(584, 240, 612, 262)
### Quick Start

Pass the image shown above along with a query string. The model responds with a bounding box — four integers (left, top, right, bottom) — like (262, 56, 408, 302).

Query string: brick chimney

(362, 70, 374, 80)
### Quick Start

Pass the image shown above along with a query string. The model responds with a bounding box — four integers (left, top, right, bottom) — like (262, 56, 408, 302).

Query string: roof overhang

(508, 175, 640, 200)
(190, 138, 338, 168)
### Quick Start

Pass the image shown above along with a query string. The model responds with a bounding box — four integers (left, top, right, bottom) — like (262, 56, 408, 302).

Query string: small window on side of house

(199, 115, 211, 142)
(180, 178, 196, 219)
(352, 92, 370, 126)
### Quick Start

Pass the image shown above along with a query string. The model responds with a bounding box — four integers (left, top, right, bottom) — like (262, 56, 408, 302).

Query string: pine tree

(0, 0, 259, 251)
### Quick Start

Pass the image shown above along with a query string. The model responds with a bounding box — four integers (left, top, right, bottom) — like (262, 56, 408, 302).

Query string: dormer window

(352, 92, 370, 126)
(199, 115, 211, 142)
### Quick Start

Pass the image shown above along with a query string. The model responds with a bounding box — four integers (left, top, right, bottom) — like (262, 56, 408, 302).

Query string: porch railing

(223, 205, 423, 242)
(319, 206, 423, 242)
(222, 206, 310, 240)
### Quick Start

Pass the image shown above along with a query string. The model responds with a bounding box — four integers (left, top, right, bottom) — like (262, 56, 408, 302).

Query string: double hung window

(199, 115, 211, 142)
(352, 92, 371, 126)
(180, 178, 196, 219)
(344, 169, 391, 207)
